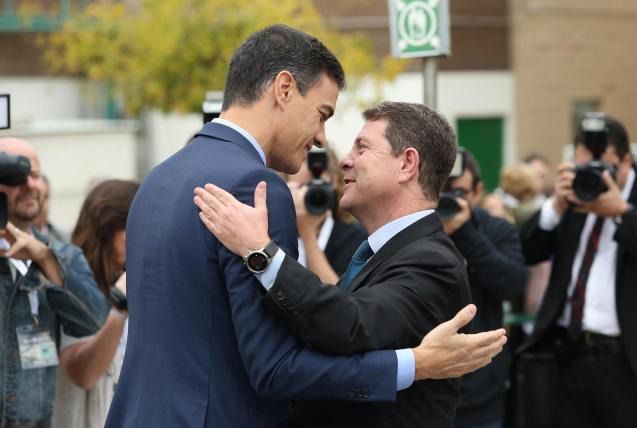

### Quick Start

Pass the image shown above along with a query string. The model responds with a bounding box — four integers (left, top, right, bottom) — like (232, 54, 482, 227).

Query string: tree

(44, 0, 404, 115)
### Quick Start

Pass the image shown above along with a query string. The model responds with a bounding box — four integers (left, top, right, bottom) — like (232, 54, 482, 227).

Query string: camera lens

(305, 185, 332, 215)
(573, 166, 607, 201)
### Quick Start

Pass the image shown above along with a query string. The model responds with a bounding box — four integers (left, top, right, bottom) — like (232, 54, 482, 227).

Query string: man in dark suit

(194, 102, 494, 427)
(439, 149, 527, 428)
(519, 113, 637, 427)
(106, 26, 506, 428)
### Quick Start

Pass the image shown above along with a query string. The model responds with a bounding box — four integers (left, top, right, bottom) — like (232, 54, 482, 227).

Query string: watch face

(247, 252, 268, 272)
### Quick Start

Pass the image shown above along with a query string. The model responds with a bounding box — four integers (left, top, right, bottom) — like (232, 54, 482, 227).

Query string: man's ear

(272, 71, 295, 109)
(399, 148, 420, 183)
(472, 181, 484, 205)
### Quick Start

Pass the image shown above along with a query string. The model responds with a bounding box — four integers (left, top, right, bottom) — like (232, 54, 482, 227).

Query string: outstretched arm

(195, 180, 507, 381)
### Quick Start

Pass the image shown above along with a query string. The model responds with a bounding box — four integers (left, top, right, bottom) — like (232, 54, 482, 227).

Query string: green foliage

(45, 0, 404, 115)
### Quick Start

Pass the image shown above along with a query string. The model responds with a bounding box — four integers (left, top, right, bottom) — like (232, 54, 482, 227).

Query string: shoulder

(474, 207, 517, 234)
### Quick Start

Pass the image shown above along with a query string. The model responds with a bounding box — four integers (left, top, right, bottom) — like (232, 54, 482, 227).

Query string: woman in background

(286, 148, 367, 284)
(53, 179, 139, 428)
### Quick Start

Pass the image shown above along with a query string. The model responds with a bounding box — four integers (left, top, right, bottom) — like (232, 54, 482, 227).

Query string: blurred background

(1, 0, 636, 234)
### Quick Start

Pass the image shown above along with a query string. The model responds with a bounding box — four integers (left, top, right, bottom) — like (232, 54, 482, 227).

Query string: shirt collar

(367, 210, 435, 254)
(212, 118, 266, 166)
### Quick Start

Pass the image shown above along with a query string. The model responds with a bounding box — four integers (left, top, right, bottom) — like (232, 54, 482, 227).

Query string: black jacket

(324, 219, 367, 276)
(518, 165, 637, 377)
(266, 213, 471, 428)
(450, 208, 527, 426)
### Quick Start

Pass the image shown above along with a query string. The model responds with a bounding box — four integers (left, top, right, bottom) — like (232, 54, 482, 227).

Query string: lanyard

(9, 258, 39, 324)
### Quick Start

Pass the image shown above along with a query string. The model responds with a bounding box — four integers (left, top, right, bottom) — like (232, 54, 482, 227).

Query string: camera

(202, 91, 223, 124)
(437, 188, 466, 219)
(572, 112, 614, 201)
(304, 149, 336, 215)
(0, 152, 32, 228)
(437, 150, 465, 219)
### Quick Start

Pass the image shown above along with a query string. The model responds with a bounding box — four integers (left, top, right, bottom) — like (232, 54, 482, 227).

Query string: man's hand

(412, 304, 507, 380)
(574, 170, 632, 218)
(194, 182, 271, 258)
(552, 162, 577, 215)
(0, 222, 50, 262)
(288, 182, 327, 240)
(441, 198, 471, 235)
(0, 221, 64, 285)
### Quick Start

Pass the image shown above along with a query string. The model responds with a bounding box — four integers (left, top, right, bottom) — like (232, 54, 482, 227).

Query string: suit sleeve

(520, 209, 559, 265)
(451, 213, 526, 301)
(265, 239, 466, 355)
(217, 169, 397, 402)
(614, 207, 637, 256)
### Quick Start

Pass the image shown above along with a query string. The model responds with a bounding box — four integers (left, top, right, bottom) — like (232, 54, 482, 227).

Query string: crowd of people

(0, 24, 635, 428)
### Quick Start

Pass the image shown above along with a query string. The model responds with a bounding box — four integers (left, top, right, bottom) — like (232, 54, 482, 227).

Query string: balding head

(0, 137, 44, 230)
(0, 137, 38, 160)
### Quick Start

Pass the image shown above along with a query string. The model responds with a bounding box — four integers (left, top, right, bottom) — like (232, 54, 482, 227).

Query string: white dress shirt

(539, 168, 635, 335)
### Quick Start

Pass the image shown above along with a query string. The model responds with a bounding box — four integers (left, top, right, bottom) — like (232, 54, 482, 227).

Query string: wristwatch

(614, 204, 635, 226)
(244, 241, 279, 274)
(109, 286, 128, 311)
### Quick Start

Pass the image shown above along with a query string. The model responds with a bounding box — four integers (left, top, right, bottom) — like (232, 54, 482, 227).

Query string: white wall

(0, 71, 515, 234)
(0, 77, 106, 124)
(3, 121, 139, 234)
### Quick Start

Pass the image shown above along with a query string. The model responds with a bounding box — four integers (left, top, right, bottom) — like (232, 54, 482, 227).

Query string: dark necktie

(568, 216, 605, 339)
(339, 240, 373, 290)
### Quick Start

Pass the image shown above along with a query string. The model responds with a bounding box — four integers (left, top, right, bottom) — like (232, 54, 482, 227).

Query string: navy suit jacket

(105, 122, 397, 428)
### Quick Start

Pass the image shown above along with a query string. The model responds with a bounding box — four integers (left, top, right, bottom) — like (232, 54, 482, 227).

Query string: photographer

(0, 137, 109, 427)
(286, 148, 366, 284)
(439, 149, 527, 428)
(518, 114, 637, 427)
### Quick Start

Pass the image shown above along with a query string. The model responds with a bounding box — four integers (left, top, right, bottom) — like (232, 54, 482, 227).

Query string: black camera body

(437, 149, 465, 219)
(572, 113, 612, 202)
(0, 152, 31, 228)
(573, 160, 614, 202)
(202, 91, 223, 124)
(437, 188, 466, 219)
(304, 150, 336, 215)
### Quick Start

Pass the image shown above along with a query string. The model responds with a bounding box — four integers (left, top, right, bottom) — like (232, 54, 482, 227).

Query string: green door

(456, 117, 504, 192)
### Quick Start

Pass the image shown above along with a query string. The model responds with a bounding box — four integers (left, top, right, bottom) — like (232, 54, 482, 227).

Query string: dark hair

(461, 149, 482, 189)
(575, 114, 630, 158)
(222, 24, 345, 110)
(72, 180, 139, 300)
(362, 102, 457, 200)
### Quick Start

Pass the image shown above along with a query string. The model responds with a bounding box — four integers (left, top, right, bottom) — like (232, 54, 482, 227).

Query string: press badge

(16, 325, 59, 369)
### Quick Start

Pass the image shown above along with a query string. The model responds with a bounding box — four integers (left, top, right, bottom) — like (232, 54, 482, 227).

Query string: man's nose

(340, 153, 353, 171)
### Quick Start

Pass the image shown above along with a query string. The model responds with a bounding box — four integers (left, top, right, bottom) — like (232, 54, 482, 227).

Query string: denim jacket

(0, 232, 109, 425)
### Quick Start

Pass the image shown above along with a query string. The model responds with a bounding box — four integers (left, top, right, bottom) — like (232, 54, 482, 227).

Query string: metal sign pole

(423, 57, 437, 108)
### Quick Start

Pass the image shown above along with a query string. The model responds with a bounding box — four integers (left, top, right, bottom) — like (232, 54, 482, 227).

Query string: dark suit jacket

(267, 213, 472, 428)
(105, 122, 399, 428)
(450, 208, 527, 425)
(518, 165, 637, 376)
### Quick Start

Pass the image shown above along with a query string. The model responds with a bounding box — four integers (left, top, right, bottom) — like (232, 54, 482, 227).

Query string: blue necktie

(339, 240, 373, 290)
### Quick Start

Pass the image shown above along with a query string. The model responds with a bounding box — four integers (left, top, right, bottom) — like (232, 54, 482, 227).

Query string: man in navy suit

(106, 25, 506, 428)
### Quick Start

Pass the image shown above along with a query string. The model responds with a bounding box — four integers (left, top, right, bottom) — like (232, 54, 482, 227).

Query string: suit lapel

(345, 213, 443, 292)
(194, 122, 264, 166)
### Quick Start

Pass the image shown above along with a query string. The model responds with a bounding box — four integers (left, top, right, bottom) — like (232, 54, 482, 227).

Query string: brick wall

(512, 0, 637, 165)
